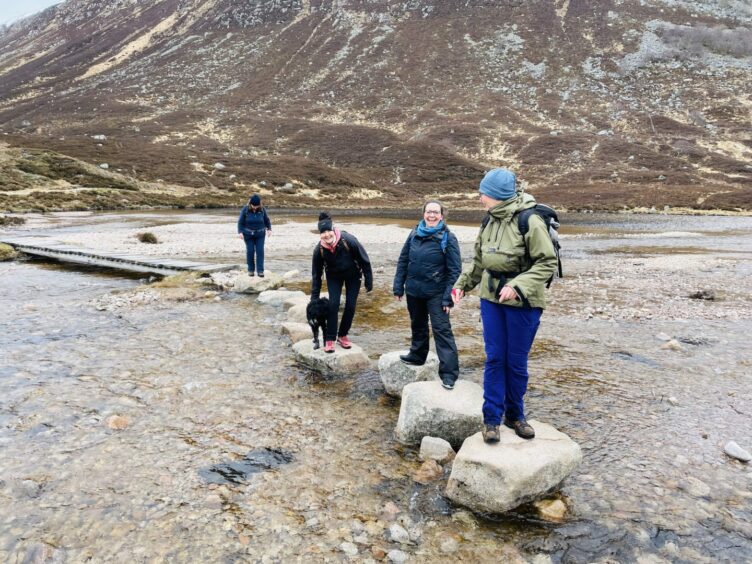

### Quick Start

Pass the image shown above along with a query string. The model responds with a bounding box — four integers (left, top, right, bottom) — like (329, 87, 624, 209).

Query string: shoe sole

(337, 343, 352, 349)
(399, 359, 425, 366)
(441, 383, 454, 390)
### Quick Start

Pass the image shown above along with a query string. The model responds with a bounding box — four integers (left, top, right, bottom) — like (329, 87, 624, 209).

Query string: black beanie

(317, 212, 333, 233)
(250, 194, 261, 206)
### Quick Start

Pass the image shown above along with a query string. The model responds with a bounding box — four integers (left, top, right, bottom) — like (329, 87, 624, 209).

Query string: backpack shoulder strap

(481, 212, 492, 229)
(515, 207, 537, 237)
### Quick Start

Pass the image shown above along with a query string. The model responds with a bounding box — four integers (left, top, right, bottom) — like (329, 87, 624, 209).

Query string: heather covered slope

(0, 0, 750, 211)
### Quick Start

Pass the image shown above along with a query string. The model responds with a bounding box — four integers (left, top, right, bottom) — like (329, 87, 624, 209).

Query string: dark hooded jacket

(311, 231, 373, 299)
(393, 224, 462, 307)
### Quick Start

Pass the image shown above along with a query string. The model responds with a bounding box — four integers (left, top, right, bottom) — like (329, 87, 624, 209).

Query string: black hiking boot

(503, 417, 535, 440)
(482, 424, 500, 443)
(399, 354, 425, 366)
(441, 377, 455, 390)
(257, 272, 265, 278)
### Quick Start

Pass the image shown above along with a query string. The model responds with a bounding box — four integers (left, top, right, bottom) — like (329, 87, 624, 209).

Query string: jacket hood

(487, 192, 536, 220)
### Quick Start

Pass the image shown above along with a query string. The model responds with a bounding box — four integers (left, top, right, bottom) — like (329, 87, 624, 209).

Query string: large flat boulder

(286, 303, 308, 323)
(257, 289, 306, 306)
(232, 272, 284, 294)
(445, 423, 582, 514)
(395, 381, 483, 448)
(378, 350, 440, 397)
(292, 340, 370, 376)
(281, 322, 312, 343)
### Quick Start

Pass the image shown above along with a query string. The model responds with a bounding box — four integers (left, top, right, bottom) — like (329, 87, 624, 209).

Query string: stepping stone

(257, 289, 306, 306)
(292, 340, 370, 376)
(445, 422, 582, 514)
(281, 322, 312, 343)
(395, 381, 483, 447)
(232, 272, 284, 294)
(378, 350, 440, 397)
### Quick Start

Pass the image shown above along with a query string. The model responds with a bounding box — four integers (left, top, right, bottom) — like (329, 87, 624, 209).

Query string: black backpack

(481, 204, 562, 287)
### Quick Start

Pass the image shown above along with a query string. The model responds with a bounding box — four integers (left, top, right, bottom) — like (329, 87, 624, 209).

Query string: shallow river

(1, 210, 751, 563)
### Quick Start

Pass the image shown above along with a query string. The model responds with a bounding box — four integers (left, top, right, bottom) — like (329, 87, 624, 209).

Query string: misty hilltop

(0, 0, 750, 212)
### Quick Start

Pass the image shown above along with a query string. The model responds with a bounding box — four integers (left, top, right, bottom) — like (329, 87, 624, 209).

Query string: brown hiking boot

(482, 424, 500, 443)
(503, 417, 535, 440)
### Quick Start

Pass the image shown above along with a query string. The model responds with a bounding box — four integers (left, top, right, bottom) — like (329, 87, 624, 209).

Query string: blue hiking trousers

(243, 233, 265, 274)
(480, 299, 542, 425)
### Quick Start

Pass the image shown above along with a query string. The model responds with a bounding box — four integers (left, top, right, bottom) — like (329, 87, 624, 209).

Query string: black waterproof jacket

(393, 225, 461, 307)
(311, 231, 373, 299)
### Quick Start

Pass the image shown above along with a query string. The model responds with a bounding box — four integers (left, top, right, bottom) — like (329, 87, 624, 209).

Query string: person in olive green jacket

(451, 168, 557, 443)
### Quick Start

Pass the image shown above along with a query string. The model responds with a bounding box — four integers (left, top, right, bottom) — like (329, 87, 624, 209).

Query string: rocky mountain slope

(0, 0, 750, 211)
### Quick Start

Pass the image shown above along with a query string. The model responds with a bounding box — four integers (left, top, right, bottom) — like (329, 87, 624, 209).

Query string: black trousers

(325, 273, 361, 341)
(406, 294, 459, 383)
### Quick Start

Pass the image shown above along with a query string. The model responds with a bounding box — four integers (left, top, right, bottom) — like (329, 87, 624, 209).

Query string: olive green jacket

(453, 193, 557, 309)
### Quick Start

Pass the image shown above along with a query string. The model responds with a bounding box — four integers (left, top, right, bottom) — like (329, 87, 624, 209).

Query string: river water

(1, 210, 751, 563)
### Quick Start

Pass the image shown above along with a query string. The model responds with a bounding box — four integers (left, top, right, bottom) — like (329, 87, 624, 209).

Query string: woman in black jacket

(393, 200, 462, 389)
(311, 212, 373, 353)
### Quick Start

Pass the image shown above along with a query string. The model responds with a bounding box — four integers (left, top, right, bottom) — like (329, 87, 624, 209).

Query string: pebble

(106, 415, 131, 430)
(381, 501, 400, 521)
(655, 332, 672, 341)
(371, 546, 387, 559)
(340, 542, 358, 556)
(667, 397, 679, 406)
(724, 441, 751, 463)
(534, 499, 568, 522)
(439, 536, 459, 553)
(660, 339, 683, 351)
(388, 523, 410, 544)
(387, 549, 409, 563)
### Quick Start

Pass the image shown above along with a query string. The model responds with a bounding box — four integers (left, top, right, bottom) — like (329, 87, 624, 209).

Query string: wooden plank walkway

(1, 236, 238, 276)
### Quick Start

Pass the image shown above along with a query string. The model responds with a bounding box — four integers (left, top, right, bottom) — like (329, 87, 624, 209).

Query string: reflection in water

(1, 211, 751, 561)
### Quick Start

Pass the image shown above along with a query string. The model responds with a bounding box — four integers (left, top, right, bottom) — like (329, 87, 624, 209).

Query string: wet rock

(445, 423, 582, 513)
(292, 340, 370, 376)
(660, 339, 683, 351)
(106, 415, 131, 430)
(340, 541, 358, 556)
(257, 289, 306, 307)
(724, 441, 751, 463)
(0, 243, 18, 261)
(688, 289, 716, 300)
(395, 381, 483, 447)
(209, 269, 241, 290)
(534, 498, 568, 522)
(387, 549, 409, 563)
(281, 322, 311, 343)
(419, 437, 455, 464)
(232, 272, 284, 294)
(413, 460, 443, 484)
(378, 351, 440, 397)
(388, 523, 410, 544)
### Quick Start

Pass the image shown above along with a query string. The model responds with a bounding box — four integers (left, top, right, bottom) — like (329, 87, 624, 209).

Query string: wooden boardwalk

(1, 236, 238, 276)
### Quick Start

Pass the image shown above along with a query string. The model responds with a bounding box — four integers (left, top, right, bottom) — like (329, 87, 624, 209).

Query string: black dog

(306, 297, 329, 349)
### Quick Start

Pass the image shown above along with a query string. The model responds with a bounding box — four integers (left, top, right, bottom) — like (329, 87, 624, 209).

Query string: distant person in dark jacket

(237, 194, 272, 277)
(311, 212, 373, 353)
(393, 200, 462, 389)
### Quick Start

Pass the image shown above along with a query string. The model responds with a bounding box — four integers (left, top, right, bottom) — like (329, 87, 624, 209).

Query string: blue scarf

(415, 219, 445, 238)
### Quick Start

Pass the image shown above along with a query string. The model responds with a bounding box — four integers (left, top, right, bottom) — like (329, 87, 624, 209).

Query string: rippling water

(1, 211, 751, 562)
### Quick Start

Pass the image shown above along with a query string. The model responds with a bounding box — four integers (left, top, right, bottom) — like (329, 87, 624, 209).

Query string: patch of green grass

(16, 151, 138, 191)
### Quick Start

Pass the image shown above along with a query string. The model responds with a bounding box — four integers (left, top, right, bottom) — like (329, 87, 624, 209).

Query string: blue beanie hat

(479, 168, 517, 201)
(249, 194, 261, 206)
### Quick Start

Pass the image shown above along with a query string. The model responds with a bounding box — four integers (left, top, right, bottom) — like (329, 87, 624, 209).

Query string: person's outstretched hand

(451, 288, 464, 305)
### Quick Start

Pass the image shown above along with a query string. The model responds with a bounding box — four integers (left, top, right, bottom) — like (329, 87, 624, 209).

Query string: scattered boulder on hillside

(232, 272, 283, 294)
(395, 381, 484, 447)
(445, 423, 582, 514)
(378, 350, 440, 397)
(688, 289, 716, 300)
(276, 182, 295, 193)
(292, 340, 370, 376)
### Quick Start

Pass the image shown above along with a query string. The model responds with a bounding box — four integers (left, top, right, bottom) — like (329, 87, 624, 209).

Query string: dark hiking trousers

(480, 299, 542, 425)
(325, 272, 361, 341)
(243, 233, 265, 274)
(406, 294, 459, 384)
